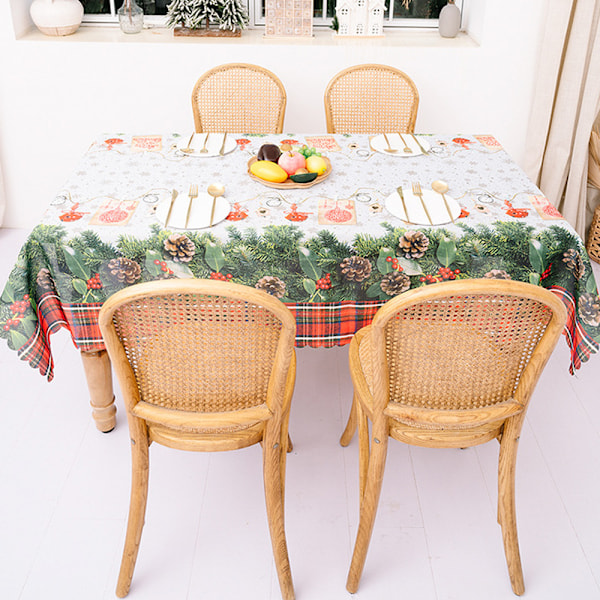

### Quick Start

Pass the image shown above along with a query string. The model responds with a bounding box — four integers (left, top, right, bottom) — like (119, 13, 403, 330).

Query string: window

(81, 0, 169, 23)
(82, 0, 464, 30)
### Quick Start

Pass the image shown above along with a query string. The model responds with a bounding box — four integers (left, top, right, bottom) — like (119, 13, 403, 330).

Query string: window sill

(18, 24, 478, 48)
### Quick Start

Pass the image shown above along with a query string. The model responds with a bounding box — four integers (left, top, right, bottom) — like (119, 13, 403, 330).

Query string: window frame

(82, 0, 464, 30)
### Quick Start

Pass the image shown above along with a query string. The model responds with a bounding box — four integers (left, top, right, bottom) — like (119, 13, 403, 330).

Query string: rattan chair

(324, 64, 419, 134)
(191, 63, 287, 133)
(99, 279, 297, 600)
(341, 280, 567, 596)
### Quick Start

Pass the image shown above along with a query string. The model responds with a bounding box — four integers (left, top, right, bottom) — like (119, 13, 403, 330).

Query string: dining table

(1, 132, 599, 433)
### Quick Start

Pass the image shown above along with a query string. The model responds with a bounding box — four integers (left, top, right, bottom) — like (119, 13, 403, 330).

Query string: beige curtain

(523, 0, 600, 239)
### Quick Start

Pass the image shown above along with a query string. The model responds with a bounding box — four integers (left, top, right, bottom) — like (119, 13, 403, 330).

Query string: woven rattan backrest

(368, 280, 566, 413)
(100, 280, 296, 415)
(192, 63, 287, 133)
(324, 64, 419, 134)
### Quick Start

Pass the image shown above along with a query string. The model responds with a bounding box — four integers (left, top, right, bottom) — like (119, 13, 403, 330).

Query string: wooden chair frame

(191, 63, 287, 134)
(99, 279, 297, 600)
(324, 63, 419, 134)
(341, 280, 567, 596)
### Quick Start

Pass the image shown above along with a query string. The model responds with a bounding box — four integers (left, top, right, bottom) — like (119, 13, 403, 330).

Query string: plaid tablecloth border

(548, 285, 600, 374)
(21, 288, 596, 380)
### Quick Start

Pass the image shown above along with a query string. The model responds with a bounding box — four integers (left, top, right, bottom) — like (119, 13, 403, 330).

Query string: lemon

(305, 155, 327, 175)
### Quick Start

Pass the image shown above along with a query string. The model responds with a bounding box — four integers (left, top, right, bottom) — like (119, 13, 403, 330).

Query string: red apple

(277, 151, 306, 176)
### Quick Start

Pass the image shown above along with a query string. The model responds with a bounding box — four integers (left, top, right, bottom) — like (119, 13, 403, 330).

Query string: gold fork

(199, 133, 210, 154)
(412, 181, 433, 225)
(399, 133, 413, 154)
(184, 183, 198, 228)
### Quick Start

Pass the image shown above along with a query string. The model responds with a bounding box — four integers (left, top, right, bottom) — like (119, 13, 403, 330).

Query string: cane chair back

(192, 63, 287, 133)
(324, 64, 419, 134)
(343, 280, 567, 596)
(99, 279, 297, 600)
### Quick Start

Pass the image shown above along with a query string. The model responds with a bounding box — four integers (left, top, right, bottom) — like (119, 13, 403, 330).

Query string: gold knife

(397, 186, 411, 223)
(164, 189, 178, 228)
(410, 133, 428, 155)
(218, 132, 228, 156)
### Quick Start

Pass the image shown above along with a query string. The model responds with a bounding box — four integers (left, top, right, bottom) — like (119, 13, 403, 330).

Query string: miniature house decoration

(335, 0, 385, 37)
(264, 0, 313, 38)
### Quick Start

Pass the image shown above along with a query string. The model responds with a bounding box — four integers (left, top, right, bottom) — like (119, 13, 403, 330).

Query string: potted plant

(166, 0, 248, 37)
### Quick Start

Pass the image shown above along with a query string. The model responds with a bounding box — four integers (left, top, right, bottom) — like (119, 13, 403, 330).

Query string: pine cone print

(164, 234, 195, 263)
(562, 249, 585, 280)
(399, 231, 429, 259)
(578, 293, 600, 327)
(107, 257, 142, 284)
(255, 276, 286, 299)
(483, 269, 511, 280)
(36, 268, 55, 291)
(380, 272, 411, 296)
(340, 256, 373, 282)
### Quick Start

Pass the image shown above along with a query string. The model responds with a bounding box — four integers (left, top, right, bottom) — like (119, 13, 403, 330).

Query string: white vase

(438, 0, 461, 38)
(30, 0, 84, 36)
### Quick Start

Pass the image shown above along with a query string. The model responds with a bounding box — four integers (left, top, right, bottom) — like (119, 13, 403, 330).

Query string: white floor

(1, 226, 599, 600)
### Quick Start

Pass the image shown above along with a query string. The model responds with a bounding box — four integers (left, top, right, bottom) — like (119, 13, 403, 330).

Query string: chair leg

(264, 427, 295, 600)
(346, 421, 389, 594)
(340, 392, 358, 447)
(357, 401, 370, 500)
(498, 421, 525, 596)
(116, 431, 150, 598)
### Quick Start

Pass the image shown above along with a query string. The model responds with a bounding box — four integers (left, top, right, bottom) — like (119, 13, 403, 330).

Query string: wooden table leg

(80, 349, 116, 433)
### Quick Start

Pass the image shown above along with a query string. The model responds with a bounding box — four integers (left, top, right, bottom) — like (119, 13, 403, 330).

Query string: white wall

(0, 0, 547, 228)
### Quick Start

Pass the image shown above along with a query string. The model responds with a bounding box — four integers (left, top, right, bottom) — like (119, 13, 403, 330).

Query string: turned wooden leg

(80, 349, 116, 432)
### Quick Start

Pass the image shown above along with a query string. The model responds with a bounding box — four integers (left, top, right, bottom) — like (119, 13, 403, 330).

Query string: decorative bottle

(438, 0, 461, 38)
(118, 0, 144, 34)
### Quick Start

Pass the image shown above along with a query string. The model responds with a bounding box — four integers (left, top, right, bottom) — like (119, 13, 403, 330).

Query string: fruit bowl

(247, 157, 332, 189)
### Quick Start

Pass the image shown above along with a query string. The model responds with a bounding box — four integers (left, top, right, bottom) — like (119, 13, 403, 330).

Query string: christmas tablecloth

(1, 133, 598, 380)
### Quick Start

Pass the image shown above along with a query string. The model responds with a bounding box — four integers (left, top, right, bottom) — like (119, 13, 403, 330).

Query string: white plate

(176, 133, 237, 157)
(385, 187, 460, 225)
(371, 133, 429, 156)
(156, 192, 230, 229)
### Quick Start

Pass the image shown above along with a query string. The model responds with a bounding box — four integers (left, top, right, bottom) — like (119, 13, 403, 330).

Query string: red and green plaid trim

(16, 289, 598, 380)
(285, 300, 386, 347)
(549, 285, 600, 374)
(17, 293, 70, 381)
(61, 303, 105, 352)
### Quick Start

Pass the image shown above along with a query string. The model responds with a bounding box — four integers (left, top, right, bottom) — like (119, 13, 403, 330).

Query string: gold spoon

(207, 182, 225, 226)
(431, 180, 454, 223)
(382, 133, 398, 153)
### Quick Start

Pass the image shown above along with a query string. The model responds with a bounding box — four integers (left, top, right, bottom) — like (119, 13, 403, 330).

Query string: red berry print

(210, 272, 229, 281)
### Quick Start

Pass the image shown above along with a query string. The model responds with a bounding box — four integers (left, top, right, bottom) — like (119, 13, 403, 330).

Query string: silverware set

(180, 132, 228, 156)
(395, 180, 455, 225)
(381, 133, 428, 155)
(164, 183, 225, 229)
